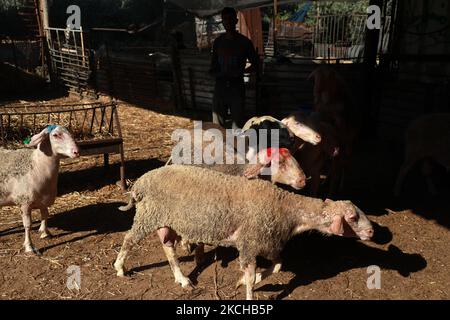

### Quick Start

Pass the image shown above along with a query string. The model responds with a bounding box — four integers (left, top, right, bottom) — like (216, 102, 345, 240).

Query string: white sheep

(114, 165, 374, 300)
(0, 125, 79, 254)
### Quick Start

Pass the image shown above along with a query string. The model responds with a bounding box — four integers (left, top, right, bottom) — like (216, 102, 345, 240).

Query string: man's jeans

(212, 78, 245, 129)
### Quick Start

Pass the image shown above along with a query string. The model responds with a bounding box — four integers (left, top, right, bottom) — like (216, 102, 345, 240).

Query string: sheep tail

(119, 195, 136, 211)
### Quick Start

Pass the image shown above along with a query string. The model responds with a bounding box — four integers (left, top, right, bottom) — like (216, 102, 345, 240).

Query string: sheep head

(26, 125, 80, 159)
(323, 199, 374, 241)
(244, 147, 306, 190)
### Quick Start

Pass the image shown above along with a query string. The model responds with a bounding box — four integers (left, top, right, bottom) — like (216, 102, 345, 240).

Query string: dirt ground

(0, 96, 449, 300)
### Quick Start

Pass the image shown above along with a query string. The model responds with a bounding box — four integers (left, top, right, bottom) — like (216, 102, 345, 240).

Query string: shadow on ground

(58, 158, 165, 195)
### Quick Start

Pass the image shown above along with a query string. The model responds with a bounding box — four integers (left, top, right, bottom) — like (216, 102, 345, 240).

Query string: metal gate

(45, 27, 92, 95)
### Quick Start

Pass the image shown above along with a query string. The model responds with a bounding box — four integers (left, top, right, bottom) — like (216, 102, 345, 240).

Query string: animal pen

(0, 100, 126, 189)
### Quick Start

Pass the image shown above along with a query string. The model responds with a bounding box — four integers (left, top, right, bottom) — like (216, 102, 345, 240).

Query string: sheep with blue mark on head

(0, 125, 79, 255)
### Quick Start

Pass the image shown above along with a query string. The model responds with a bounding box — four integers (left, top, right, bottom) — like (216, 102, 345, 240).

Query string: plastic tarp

(288, 1, 313, 22)
(167, 0, 360, 17)
(168, 0, 301, 17)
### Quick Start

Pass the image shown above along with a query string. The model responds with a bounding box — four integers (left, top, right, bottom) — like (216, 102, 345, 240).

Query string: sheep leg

(161, 245, 194, 289)
(243, 263, 257, 300)
(194, 243, 206, 266)
(21, 205, 39, 255)
(38, 207, 52, 239)
(394, 158, 417, 196)
(236, 259, 282, 289)
(114, 230, 145, 277)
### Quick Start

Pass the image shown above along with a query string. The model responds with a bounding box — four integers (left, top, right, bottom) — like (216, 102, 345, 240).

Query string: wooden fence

(95, 46, 175, 106)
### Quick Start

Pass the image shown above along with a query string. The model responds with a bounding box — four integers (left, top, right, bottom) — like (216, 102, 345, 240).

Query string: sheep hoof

(114, 262, 127, 277)
(40, 231, 53, 239)
(178, 277, 194, 290)
(236, 273, 263, 289)
(235, 276, 245, 289)
(25, 246, 41, 256)
(116, 269, 127, 277)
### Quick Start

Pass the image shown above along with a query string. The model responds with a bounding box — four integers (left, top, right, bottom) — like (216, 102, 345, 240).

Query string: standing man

(210, 7, 260, 129)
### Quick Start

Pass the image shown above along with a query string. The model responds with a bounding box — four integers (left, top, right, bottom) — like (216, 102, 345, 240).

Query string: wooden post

(273, 0, 278, 56)
(39, 0, 55, 83)
(364, 0, 383, 67)
(39, 0, 50, 30)
(363, 0, 384, 137)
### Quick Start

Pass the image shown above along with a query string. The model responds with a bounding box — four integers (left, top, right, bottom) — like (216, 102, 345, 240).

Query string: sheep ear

(26, 128, 49, 148)
(329, 215, 344, 236)
(243, 163, 265, 179)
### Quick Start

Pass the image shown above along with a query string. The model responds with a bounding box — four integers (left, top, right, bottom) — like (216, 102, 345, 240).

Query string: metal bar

(113, 104, 126, 190)
(81, 109, 88, 131)
(89, 108, 96, 135)
(80, 26, 86, 65)
(99, 106, 106, 134)
(108, 106, 114, 135)
(56, 29, 61, 50)
(72, 29, 79, 55)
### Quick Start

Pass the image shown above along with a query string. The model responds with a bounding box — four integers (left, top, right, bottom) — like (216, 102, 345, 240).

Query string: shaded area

(47, 202, 134, 234)
(330, 138, 450, 230)
(39, 202, 134, 253)
(0, 202, 133, 241)
(58, 158, 165, 195)
(0, 202, 133, 256)
(265, 233, 427, 299)
(0, 63, 60, 101)
(125, 230, 423, 297)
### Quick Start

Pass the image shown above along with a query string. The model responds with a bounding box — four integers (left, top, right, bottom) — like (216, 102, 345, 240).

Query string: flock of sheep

(1, 66, 448, 300)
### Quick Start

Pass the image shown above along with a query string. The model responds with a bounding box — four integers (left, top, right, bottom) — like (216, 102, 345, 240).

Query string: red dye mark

(265, 148, 291, 161)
